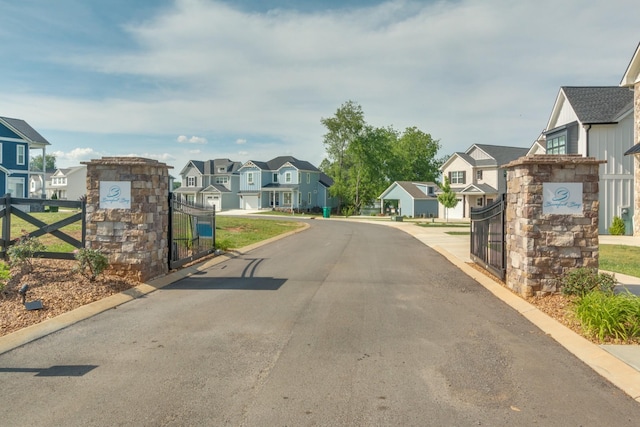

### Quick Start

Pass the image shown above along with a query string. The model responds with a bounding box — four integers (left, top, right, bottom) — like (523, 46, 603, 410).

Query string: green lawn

(3, 210, 83, 252)
(216, 217, 304, 249)
(599, 244, 640, 277)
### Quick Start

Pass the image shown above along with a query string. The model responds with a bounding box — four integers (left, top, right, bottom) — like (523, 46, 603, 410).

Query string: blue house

(0, 116, 50, 198)
(238, 156, 334, 211)
(379, 181, 440, 218)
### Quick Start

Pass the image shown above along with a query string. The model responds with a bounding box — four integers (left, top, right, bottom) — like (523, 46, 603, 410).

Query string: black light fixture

(18, 284, 43, 310)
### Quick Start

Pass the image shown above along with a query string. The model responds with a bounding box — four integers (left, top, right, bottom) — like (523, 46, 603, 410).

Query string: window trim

(247, 172, 254, 185)
(16, 144, 25, 165)
(187, 176, 196, 187)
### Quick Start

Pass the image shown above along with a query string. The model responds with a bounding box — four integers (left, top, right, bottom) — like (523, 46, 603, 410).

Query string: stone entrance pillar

(83, 157, 173, 282)
(503, 155, 605, 297)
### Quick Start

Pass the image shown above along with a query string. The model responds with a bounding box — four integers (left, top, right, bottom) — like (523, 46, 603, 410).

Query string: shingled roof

(0, 116, 50, 145)
(561, 86, 633, 124)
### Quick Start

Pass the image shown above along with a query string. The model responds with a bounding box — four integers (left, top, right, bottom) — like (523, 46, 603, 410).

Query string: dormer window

(218, 167, 226, 173)
(187, 176, 196, 187)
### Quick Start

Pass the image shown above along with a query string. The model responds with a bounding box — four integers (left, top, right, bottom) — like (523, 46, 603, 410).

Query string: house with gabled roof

(439, 144, 528, 219)
(174, 158, 242, 211)
(48, 165, 87, 200)
(238, 156, 334, 211)
(378, 181, 439, 218)
(532, 86, 635, 234)
(0, 116, 50, 198)
(621, 42, 640, 235)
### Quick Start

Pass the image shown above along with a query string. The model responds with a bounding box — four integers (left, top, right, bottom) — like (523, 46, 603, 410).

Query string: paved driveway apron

(1, 220, 639, 426)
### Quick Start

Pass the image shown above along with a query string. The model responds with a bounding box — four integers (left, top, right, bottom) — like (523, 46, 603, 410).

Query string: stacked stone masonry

(83, 157, 172, 282)
(503, 155, 605, 297)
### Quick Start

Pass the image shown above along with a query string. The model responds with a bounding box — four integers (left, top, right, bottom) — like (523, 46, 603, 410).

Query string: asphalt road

(1, 219, 640, 426)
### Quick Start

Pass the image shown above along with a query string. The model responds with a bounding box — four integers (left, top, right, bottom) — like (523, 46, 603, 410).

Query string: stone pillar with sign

(83, 157, 172, 282)
(502, 155, 605, 297)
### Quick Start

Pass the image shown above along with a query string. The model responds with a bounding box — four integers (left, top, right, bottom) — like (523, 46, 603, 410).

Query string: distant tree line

(320, 100, 446, 215)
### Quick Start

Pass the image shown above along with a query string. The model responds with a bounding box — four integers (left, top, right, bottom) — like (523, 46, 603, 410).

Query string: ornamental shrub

(7, 233, 45, 273)
(574, 291, 640, 342)
(74, 248, 109, 281)
(560, 267, 617, 297)
(609, 216, 626, 235)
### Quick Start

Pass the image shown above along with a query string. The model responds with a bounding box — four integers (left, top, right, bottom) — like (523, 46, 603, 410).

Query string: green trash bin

(323, 207, 330, 218)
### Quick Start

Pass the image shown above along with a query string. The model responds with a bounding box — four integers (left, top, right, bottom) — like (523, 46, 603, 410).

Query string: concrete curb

(0, 222, 310, 356)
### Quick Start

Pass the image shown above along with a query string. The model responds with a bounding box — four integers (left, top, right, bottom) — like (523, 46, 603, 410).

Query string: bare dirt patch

(0, 258, 140, 337)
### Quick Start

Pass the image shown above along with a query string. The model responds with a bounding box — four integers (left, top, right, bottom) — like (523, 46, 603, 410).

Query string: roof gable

(0, 116, 50, 146)
(557, 87, 633, 125)
(621, 42, 640, 87)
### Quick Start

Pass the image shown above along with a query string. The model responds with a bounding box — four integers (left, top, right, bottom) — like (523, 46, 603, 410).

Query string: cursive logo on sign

(552, 187, 570, 203)
(106, 185, 121, 200)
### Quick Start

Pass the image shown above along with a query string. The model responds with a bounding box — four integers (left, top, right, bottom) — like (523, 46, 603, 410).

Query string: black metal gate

(470, 193, 506, 280)
(168, 194, 216, 269)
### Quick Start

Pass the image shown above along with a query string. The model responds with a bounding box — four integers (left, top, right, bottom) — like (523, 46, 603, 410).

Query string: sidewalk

(373, 219, 640, 402)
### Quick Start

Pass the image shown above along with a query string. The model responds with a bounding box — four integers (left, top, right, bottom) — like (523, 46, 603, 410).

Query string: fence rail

(470, 194, 506, 280)
(0, 194, 86, 260)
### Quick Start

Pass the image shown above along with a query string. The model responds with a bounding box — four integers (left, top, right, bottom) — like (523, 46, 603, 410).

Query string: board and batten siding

(589, 114, 635, 234)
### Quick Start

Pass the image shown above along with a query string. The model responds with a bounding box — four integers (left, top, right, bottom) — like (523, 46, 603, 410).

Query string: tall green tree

(321, 101, 365, 214)
(437, 176, 458, 222)
(30, 154, 57, 172)
(391, 127, 442, 182)
(347, 125, 395, 213)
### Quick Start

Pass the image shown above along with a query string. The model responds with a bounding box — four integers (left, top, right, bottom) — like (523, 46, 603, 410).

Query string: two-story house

(174, 158, 242, 211)
(439, 144, 529, 219)
(49, 165, 87, 200)
(621, 42, 640, 236)
(0, 116, 50, 198)
(238, 156, 333, 211)
(529, 86, 635, 234)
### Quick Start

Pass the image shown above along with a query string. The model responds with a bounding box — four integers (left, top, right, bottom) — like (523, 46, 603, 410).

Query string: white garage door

(205, 195, 220, 211)
(447, 198, 464, 219)
(244, 196, 259, 210)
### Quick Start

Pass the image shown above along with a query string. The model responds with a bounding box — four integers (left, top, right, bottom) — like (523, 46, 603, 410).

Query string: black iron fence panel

(0, 194, 86, 260)
(470, 193, 506, 280)
(168, 194, 216, 269)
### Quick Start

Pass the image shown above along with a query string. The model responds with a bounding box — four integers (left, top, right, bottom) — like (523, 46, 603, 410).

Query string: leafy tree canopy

(320, 101, 444, 214)
(30, 154, 57, 172)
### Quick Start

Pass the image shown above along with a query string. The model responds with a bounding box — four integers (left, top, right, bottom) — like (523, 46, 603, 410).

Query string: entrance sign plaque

(543, 182, 583, 215)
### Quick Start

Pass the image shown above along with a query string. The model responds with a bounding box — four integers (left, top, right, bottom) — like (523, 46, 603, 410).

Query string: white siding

(589, 114, 635, 234)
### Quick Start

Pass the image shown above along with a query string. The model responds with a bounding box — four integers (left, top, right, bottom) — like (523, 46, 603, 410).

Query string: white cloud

(177, 135, 207, 144)
(4, 0, 640, 171)
(52, 148, 102, 165)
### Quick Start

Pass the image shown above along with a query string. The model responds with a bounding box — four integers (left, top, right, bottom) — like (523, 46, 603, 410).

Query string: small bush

(74, 248, 109, 281)
(609, 216, 626, 235)
(0, 261, 10, 292)
(574, 291, 640, 342)
(560, 267, 616, 297)
(7, 233, 45, 273)
(215, 238, 233, 251)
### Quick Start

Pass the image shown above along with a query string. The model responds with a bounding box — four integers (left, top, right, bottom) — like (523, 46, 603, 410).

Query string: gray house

(175, 158, 243, 211)
(238, 156, 334, 211)
(379, 181, 439, 218)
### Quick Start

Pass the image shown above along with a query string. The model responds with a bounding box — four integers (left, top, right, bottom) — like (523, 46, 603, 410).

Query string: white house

(49, 165, 87, 201)
(439, 144, 529, 219)
(532, 86, 635, 234)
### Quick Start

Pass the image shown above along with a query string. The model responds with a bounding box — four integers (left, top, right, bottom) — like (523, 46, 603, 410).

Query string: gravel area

(0, 258, 140, 337)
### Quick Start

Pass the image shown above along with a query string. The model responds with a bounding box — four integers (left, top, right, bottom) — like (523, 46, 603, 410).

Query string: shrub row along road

(1, 220, 639, 426)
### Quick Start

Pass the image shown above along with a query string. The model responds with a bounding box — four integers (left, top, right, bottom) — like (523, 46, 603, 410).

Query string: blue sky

(1, 0, 638, 174)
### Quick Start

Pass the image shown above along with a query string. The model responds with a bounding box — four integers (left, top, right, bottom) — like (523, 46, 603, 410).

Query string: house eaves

(458, 183, 498, 195)
(560, 86, 634, 125)
(620, 42, 640, 87)
(472, 144, 528, 166)
(0, 116, 51, 147)
(179, 160, 204, 176)
(201, 184, 230, 193)
(439, 152, 474, 171)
